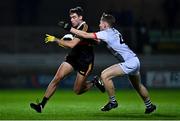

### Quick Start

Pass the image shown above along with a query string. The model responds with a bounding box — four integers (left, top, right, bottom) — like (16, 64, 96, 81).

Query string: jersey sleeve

(94, 30, 108, 43)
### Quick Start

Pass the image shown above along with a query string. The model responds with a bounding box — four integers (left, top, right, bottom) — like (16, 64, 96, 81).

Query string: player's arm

(59, 21, 100, 43)
(70, 28, 100, 43)
(58, 37, 80, 48)
(45, 34, 80, 48)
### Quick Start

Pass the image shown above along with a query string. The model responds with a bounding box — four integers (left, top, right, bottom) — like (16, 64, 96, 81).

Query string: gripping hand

(45, 34, 56, 43)
(58, 21, 71, 31)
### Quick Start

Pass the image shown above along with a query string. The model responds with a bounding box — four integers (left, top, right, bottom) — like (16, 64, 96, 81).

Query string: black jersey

(65, 22, 95, 76)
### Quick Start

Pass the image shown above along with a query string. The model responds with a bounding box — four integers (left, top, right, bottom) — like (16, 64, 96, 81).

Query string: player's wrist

(53, 37, 58, 42)
(54, 37, 61, 44)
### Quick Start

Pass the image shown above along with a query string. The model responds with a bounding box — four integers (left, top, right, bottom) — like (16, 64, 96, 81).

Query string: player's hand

(58, 21, 71, 31)
(45, 34, 56, 43)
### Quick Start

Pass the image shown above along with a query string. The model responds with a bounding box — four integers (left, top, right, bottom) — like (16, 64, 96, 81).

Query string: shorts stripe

(85, 63, 93, 76)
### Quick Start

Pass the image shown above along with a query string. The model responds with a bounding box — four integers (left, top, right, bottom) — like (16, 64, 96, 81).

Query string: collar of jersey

(77, 21, 86, 29)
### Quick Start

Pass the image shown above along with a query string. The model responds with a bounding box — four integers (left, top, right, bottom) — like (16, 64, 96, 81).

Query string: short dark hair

(101, 13, 116, 27)
(69, 6, 84, 17)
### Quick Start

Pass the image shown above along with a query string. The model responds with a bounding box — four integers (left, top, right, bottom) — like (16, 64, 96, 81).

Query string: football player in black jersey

(30, 6, 105, 113)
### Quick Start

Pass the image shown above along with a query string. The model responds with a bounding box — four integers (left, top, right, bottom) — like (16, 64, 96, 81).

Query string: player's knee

(101, 72, 108, 81)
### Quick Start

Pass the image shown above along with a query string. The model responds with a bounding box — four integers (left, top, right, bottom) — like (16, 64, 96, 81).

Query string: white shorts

(119, 57, 140, 75)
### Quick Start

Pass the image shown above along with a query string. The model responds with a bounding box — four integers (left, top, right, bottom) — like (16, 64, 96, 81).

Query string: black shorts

(65, 45, 94, 76)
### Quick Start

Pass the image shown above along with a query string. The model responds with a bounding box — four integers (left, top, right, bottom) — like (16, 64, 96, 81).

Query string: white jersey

(95, 28, 136, 61)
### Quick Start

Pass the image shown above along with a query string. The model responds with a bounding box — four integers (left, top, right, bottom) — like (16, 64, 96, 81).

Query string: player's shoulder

(78, 22, 88, 32)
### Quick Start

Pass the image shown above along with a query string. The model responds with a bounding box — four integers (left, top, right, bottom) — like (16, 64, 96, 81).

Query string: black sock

(40, 97, 49, 108)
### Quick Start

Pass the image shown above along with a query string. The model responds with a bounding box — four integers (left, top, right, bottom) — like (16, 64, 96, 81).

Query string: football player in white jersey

(62, 13, 156, 114)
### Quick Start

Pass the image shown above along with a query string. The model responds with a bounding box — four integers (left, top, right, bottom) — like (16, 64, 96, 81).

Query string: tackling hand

(45, 34, 56, 43)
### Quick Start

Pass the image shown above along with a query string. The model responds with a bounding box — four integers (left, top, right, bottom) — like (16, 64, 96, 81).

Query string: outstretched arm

(45, 34, 80, 48)
(70, 28, 100, 43)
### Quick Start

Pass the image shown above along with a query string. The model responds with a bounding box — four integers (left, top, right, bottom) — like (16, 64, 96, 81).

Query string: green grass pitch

(0, 89, 180, 120)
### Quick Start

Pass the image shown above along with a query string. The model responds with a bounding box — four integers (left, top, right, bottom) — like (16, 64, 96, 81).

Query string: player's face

(70, 13, 82, 27)
(99, 20, 107, 30)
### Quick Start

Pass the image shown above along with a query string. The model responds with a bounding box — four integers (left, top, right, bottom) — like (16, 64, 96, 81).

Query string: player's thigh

(54, 62, 73, 80)
(73, 72, 87, 90)
(73, 61, 93, 89)
(101, 64, 125, 80)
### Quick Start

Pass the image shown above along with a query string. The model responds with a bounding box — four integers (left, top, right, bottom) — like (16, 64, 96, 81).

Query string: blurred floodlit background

(0, 0, 180, 89)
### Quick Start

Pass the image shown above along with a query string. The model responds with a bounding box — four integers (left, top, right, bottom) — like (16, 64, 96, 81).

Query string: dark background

(0, 0, 180, 89)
